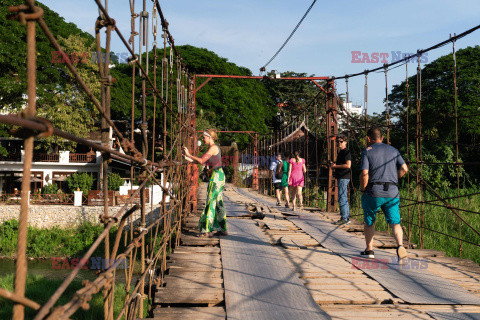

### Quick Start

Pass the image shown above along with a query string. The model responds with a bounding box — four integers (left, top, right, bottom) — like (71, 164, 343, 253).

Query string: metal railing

(68, 153, 97, 163)
(0, 1, 196, 320)
(32, 153, 59, 162)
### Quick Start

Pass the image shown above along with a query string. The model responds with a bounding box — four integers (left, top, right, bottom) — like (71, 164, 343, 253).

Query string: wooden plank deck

(231, 186, 480, 319)
(147, 184, 480, 320)
(221, 218, 330, 320)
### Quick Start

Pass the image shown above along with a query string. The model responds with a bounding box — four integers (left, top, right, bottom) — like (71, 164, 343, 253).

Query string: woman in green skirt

(184, 129, 227, 237)
(282, 152, 291, 208)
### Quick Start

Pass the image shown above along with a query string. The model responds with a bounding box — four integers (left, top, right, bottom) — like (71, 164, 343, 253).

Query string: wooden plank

(164, 279, 223, 289)
(174, 247, 220, 254)
(262, 220, 290, 231)
(321, 305, 480, 313)
(168, 258, 221, 265)
(153, 307, 225, 317)
(264, 230, 306, 235)
(181, 236, 220, 246)
(164, 273, 223, 283)
(326, 310, 433, 319)
(279, 236, 300, 250)
(168, 266, 221, 273)
(294, 268, 365, 275)
(154, 288, 223, 305)
(305, 283, 387, 291)
(168, 268, 222, 277)
(169, 265, 221, 273)
(221, 219, 329, 319)
(310, 289, 395, 304)
(168, 260, 222, 269)
(302, 277, 379, 284)
(382, 249, 445, 258)
(168, 253, 220, 262)
(290, 238, 308, 249)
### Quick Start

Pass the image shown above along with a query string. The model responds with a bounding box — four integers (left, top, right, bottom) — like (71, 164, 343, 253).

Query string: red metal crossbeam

(196, 74, 330, 81)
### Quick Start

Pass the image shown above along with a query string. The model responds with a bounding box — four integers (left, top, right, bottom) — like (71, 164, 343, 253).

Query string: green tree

(66, 173, 94, 194)
(110, 45, 277, 148)
(0, 1, 97, 152)
(36, 34, 100, 152)
(389, 46, 480, 180)
(107, 173, 124, 191)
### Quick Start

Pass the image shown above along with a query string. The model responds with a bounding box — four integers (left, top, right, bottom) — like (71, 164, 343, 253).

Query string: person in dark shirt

(360, 127, 409, 261)
(330, 134, 351, 225)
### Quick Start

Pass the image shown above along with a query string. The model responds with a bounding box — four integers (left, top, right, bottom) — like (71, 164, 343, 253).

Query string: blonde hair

(205, 128, 218, 141)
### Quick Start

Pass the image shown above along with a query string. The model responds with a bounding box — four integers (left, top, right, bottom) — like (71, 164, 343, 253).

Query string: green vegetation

(108, 173, 124, 191)
(0, 1, 99, 152)
(386, 46, 480, 180)
(0, 273, 135, 320)
(66, 173, 94, 194)
(110, 45, 277, 149)
(0, 220, 109, 258)
(41, 183, 59, 195)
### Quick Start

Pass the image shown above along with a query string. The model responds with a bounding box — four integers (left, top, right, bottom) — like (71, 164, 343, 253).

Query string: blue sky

(41, 0, 480, 115)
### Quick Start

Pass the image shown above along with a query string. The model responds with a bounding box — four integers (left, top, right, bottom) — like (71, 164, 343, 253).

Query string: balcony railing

(69, 153, 96, 163)
(0, 152, 97, 163)
(33, 153, 59, 162)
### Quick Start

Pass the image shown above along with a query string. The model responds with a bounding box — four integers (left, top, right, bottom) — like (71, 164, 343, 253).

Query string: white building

(338, 102, 363, 130)
(0, 138, 102, 194)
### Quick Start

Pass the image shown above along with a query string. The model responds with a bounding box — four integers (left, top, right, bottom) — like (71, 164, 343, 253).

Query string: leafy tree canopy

(384, 45, 480, 181)
(0, 0, 97, 152)
(111, 45, 277, 148)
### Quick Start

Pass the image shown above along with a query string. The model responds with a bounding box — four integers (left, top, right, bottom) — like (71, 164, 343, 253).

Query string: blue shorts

(361, 194, 400, 226)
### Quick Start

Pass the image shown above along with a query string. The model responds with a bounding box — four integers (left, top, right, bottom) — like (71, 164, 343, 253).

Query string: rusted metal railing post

(12, 2, 38, 319)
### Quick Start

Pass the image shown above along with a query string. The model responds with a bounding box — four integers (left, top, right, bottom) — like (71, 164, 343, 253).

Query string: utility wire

(260, 0, 317, 71)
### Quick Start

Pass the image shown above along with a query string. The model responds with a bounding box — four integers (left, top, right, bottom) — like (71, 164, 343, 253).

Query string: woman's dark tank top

(206, 146, 222, 169)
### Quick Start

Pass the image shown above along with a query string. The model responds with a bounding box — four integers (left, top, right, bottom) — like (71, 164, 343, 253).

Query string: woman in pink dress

(288, 151, 306, 211)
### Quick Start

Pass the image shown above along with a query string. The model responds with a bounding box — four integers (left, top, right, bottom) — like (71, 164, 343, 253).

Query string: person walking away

(288, 151, 306, 211)
(184, 129, 227, 237)
(360, 127, 408, 261)
(330, 135, 351, 225)
(269, 153, 283, 206)
(281, 152, 291, 208)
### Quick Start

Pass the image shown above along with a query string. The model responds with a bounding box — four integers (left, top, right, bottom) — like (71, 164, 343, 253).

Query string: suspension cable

(260, 0, 317, 71)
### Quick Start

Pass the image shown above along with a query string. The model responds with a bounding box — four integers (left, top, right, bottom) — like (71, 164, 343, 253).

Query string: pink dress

(289, 158, 305, 187)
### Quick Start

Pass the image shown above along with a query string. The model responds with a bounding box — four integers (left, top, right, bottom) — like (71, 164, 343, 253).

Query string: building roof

(268, 120, 318, 148)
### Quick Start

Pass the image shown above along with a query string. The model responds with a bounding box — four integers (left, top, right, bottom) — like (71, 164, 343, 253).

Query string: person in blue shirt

(269, 153, 283, 206)
(360, 127, 409, 261)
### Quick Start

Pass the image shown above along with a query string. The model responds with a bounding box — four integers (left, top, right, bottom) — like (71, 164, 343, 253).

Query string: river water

(0, 258, 139, 282)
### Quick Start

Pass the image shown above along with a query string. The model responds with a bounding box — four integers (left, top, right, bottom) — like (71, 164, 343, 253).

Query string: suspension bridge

(0, 1, 479, 319)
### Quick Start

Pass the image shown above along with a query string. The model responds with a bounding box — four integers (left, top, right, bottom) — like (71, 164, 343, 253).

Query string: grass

(0, 221, 120, 259)
(0, 273, 151, 320)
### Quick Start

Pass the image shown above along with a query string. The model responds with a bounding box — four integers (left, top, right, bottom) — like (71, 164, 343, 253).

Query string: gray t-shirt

(360, 143, 406, 198)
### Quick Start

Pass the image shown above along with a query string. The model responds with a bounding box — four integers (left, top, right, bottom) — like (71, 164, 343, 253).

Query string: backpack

(275, 161, 283, 179)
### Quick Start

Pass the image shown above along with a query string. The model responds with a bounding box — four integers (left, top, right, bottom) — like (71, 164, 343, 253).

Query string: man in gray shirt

(360, 127, 409, 261)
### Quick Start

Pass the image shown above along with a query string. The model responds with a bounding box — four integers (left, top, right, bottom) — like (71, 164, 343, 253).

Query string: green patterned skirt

(199, 168, 227, 233)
